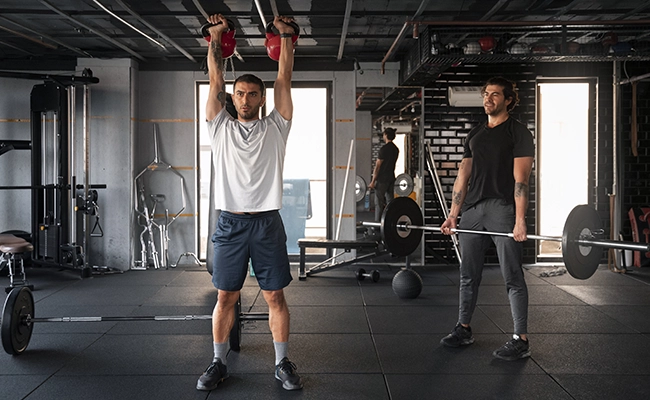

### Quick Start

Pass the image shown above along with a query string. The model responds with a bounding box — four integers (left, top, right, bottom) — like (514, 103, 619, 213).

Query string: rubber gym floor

(1, 260, 650, 400)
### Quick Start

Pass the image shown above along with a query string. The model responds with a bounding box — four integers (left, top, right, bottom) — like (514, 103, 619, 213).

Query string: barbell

(0, 287, 267, 355)
(363, 197, 650, 280)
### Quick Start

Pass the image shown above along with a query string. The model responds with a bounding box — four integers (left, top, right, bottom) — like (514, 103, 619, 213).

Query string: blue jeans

(457, 198, 528, 334)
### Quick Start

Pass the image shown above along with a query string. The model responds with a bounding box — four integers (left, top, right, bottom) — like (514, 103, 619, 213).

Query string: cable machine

(0, 70, 104, 278)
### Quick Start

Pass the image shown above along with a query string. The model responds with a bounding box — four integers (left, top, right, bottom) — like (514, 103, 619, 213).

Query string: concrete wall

(0, 78, 33, 233)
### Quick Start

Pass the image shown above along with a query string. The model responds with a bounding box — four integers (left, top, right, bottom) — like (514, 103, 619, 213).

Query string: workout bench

(298, 238, 388, 280)
(0, 234, 34, 293)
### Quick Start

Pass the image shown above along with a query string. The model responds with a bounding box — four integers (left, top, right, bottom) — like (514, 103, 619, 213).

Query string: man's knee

(263, 289, 287, 309)
(217, 290, 240, 308)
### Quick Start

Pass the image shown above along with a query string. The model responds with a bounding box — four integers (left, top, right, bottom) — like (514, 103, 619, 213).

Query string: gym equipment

(394, 173, 414, 197)
(264, 20, 300, 61)
(392, 268, 423, 299)
(297, 238, 388, 280)
(363, 197, 650, 280)
(133, 125, 190, 270)
(0, 71, 106, 278)
(355, 175, 367, 203)
(425, 144, 461, 262)
(200, 19, 236, 59)
(355, 268, 380, 282)
(0, 235, 34, 293)
(380, 196, 423, 257)
(0, 286, 268, 355)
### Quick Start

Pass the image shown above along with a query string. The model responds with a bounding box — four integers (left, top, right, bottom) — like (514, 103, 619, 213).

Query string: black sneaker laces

(278, 360, 297, 374)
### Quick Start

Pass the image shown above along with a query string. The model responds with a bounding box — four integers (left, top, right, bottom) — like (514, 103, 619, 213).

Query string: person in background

(439, 76, 535, 361)
(368, 127, 399, 224)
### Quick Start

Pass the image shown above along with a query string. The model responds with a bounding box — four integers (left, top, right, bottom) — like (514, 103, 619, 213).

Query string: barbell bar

(1, 286, 268, 355)
(362, 221, 650, 252)
(362, 197, 650, 280)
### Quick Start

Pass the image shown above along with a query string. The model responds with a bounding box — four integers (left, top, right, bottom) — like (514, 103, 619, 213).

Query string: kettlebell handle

(265, 20, 300, 37)
(201, 18, 236, 40)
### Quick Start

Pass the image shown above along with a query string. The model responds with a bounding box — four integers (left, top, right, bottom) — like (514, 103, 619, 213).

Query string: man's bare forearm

(514, 181, 529, 221)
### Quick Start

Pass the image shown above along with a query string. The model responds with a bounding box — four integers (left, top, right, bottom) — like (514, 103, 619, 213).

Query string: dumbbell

(355, 268, 380, 282)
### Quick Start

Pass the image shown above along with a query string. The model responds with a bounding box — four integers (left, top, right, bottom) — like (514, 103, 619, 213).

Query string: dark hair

(233, 74, 266, 96)
(481, 76, 519, 112)
(383, 127, 397, 141)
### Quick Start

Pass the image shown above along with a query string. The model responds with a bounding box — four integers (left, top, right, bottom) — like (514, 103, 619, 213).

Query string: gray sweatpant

(457, 198, 528, 334)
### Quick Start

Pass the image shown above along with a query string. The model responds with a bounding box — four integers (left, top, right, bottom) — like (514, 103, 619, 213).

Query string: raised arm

(512, 156, 534, 241)
(272, 16, 295, 121)
(205, 14, 229, 122)
(441, 157, 472, 234)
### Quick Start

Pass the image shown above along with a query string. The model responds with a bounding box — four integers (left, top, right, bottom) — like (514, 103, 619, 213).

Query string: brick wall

(619, 61, 650, 242)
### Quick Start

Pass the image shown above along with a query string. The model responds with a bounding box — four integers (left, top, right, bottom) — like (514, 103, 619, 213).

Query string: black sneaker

(275, 357, 303, 390)
(493, 335, 531, 361)
(196, 358, 229, 391)
(440, 323, 475, 347)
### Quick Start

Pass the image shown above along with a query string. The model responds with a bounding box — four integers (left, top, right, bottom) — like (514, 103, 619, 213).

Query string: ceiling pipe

(269, 0, 279, 18)
(115, 0, 196, 62)
(379, 0, 431, 73)
(253, 0, 269, 27)
(0, 23, 57, 49)
(92, 0, 166, 50)
(0, 15, 90, 57)
(191, 0, 209, 19)
(336, 0, 353, 61)
(381, 18, 650, 73)
(40, 0, 146, 61)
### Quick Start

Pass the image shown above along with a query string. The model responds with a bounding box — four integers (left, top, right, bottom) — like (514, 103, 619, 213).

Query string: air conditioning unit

(382, 121, 412, 133)
(448, 86, 483, 107)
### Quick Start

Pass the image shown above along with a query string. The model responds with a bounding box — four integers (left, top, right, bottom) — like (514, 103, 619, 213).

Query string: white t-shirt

(207, 107, 291, 212)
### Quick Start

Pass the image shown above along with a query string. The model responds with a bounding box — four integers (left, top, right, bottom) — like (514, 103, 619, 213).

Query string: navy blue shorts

(211, 210, 292, 291)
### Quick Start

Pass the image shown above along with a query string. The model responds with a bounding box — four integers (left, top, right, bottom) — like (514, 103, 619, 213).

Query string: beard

(237, 104, 260, 120)
(484, 102, 505, 116)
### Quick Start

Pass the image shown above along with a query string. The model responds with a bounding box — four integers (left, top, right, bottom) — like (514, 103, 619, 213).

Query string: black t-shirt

(377, 141, 399, 183)
(462, 117, 535, 210)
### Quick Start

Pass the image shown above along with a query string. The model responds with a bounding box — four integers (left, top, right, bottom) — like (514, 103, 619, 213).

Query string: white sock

(213, 341, 228, 365)
(273, 341, 288, 365)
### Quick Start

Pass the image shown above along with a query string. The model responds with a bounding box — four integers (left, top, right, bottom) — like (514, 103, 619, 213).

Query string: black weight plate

(562, 205, 603, 280)
(229, 295, 241, 351)
(381, 197, 423, 256)
(1, 287, 34, 355)
(394, 173, 414, 197)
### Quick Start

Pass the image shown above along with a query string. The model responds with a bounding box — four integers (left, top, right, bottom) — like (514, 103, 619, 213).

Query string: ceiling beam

(39, 0, 146, 61)
(115, 0, 196, 62)
(0, 15, 91, 57)
(336, 0, 353, 61)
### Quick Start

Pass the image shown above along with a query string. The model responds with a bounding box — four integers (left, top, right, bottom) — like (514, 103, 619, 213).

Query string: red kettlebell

(200, 18, 236, 59)
(264, 20, 300, 61)
(478, 36, 496, 53)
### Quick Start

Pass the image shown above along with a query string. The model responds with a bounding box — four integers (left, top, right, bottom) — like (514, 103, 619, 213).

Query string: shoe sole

(492, 350, 531, 361)
(196, 374, 229, 391)
(275, 373, 304, 390)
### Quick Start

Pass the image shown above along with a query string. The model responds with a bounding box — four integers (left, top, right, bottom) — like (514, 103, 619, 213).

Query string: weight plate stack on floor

(1, 287, 34, 355)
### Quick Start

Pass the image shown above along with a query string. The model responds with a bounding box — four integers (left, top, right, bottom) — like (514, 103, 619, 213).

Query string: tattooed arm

(512, 156, 534, 241)
(206, 14, 229, 122)
(441, 157, 472, 235)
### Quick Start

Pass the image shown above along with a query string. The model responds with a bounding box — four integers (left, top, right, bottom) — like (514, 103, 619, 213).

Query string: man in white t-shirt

(196, 14, 302, 392)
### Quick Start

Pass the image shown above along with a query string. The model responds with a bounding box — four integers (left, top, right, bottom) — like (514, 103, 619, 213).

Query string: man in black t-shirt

(369, 127, 399, 223)
(439, 77, 535, 361)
